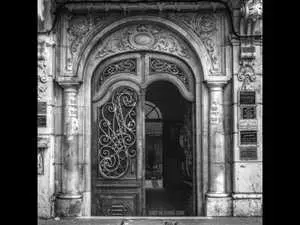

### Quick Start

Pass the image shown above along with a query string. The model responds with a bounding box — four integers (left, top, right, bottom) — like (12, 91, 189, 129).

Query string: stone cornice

(62, 1, 227, 12)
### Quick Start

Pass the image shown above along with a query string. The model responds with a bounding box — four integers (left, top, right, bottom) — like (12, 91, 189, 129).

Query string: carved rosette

(95, 24, 191, 60)
(238, 64, 256, 90)
(168, 13, 219, 72)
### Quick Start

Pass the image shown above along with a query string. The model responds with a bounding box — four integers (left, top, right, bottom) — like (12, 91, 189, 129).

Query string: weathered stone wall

(38, 0, 56, 218)
(38, 34, 56, 218)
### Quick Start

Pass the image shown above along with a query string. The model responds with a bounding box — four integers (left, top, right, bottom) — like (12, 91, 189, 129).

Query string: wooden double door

(91, 53, 195, 216)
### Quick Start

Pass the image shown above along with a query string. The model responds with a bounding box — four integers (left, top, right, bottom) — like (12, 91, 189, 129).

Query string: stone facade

(38, 0, 263, 218)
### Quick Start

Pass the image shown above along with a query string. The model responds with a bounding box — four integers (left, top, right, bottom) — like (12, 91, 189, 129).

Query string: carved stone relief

(240, 0, 263, 35)
(66, 14, 117, 71)
(94, 24, 191, 60)
(168, 13, 220, 72)
(238, 63, 256, 90)
(149, 58, 190, 91)
(38, 40, 48, 101)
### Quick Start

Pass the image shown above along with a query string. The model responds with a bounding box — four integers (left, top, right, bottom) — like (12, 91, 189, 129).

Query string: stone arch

(76, 16, 214, 83)
(77, 16, 208, 216)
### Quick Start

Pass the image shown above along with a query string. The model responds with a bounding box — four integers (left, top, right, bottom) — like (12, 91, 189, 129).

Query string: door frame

(77, 17, 209, 216)
(90, 52, 198, 216)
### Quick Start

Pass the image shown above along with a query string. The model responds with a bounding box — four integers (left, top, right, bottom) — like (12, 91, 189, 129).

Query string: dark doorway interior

(145, 81, 194, 216)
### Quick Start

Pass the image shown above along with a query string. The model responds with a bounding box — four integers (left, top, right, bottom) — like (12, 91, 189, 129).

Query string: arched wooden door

(91, 52, 195, 216)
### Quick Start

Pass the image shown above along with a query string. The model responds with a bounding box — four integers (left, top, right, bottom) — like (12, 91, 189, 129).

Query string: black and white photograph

(37, 1, 264, 224)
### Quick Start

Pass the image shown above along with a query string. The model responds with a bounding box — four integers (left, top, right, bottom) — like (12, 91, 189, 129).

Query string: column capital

(56, 77, 82, 89)
(205, 80, 227, 90)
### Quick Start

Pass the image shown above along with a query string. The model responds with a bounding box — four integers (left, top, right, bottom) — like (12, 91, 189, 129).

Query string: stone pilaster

(55, 80, 82, 217)
(205, 81, 232, 216)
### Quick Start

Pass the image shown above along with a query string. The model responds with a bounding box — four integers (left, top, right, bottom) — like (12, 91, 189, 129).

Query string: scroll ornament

(240, 0, 263, 35)
(95, 24, 191, 60)
(169, 13, 219, 71)
(97, 87, 138, 179)
(238, 63, 256, 90)
(149, 58, 190, 91)
(38, 40, 48, 101)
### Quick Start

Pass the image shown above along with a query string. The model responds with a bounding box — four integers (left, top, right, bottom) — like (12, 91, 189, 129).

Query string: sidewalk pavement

(38, 217, 262, 225)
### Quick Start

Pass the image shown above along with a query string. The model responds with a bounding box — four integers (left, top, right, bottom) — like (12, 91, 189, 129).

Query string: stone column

(205, 81, 232, 216)
(56, 81, 82, 217)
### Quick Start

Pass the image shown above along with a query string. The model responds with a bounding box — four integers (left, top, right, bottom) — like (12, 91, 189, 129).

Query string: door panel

(92, 86, 142, 216)
(92, 52, 196, 216)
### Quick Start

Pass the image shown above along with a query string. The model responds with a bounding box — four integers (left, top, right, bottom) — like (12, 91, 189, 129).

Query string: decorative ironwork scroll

(97, 86, 138, 179)
(97, 58, 137, 89)
(149, 58, 190, 90)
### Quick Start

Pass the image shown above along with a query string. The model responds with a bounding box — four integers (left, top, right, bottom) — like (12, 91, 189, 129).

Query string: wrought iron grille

(98, 58, 137, 89)
(97, 86, 138, 179)
(149, 58, 190, 90)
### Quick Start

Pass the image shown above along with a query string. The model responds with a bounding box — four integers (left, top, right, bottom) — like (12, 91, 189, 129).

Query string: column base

(55, 194, 82, 217)
(205, 193, 232, 216)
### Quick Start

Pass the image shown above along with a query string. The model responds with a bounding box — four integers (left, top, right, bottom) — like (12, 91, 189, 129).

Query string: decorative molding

(56, 76, 82, 88)
(66, 13, 119, 71)
(97, 58, 137, 89)
(38, 39, 48, 101)
(38, 61, 48, 101)
(149, 58, 190, 90)
(94, 24, 191, 61)
(241, 0, 263, 22)
(168, 13, 220, 72)
(63, 1, 227, 12)
(240, 0, 263, 35)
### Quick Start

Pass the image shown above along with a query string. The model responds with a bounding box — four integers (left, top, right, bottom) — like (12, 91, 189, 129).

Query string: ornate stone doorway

(91, 53, 196, 216)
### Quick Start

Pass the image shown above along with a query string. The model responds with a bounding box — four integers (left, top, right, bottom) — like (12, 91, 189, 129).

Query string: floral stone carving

(168, 13, 219, 72)
(94, 24, 191, 60)
(238, 64, 256, 90)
